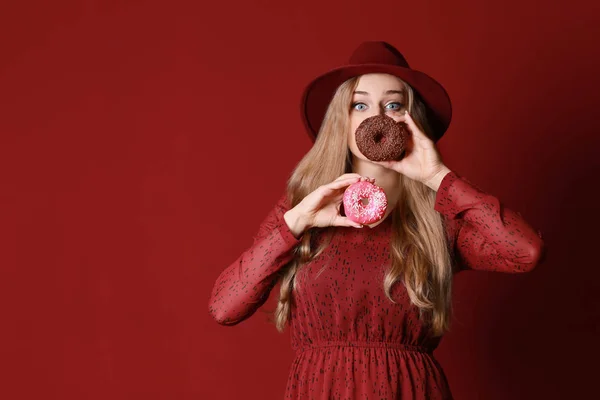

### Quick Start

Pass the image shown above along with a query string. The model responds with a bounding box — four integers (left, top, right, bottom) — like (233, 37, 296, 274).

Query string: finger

(403, 111, 429, 142)
(333, 215, 363, 228)
(334, 192, 344, 203)
(331, 189, 345, 203)
(403, 111, 418, 132)
(358, 176, 376, 183)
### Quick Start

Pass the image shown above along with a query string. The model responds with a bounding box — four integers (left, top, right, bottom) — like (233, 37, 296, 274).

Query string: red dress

(208, 170, 546, 399)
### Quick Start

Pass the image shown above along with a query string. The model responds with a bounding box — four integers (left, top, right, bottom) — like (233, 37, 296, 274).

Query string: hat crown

(348, 41, 410, 68)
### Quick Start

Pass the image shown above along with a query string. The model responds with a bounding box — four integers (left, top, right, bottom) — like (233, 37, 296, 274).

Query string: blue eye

(351, 102, 404, 111)
(352, 102, 367, 111)
(386, 102, 403, 110)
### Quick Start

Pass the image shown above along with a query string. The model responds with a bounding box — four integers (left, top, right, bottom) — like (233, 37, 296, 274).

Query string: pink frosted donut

(342, 181, 388, 225)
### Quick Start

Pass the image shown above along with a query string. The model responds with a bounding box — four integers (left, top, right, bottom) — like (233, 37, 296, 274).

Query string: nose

(367, 105, 386, 118)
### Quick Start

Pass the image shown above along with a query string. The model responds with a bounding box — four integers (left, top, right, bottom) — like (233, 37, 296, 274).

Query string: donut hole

(360, 197, 370, 206)
(374, 132, 386, 143)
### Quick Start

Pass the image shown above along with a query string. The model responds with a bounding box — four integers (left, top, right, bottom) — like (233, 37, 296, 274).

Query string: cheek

(347, 124, 364, 157)
(347, 123, 357, 147)
(348, 114, 371, 158)
(348, 116, 361, 140)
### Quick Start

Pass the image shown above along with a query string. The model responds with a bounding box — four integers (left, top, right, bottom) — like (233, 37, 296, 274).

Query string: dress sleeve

(434, 170, 546, 273)
(208, 191, 302, 325)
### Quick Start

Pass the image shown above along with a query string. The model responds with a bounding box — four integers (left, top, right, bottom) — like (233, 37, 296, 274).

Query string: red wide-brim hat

(300, 41, 452, 143)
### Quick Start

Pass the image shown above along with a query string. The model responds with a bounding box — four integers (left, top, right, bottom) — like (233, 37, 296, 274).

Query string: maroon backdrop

(1, 0, 598, 399)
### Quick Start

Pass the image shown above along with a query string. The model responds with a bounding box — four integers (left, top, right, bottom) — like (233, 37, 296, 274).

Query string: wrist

(283, 208, 309, 239)
(424, 166, 452, 191)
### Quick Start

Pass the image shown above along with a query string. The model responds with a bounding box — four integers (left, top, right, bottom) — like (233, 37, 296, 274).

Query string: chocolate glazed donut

(354, 115, 409, 162)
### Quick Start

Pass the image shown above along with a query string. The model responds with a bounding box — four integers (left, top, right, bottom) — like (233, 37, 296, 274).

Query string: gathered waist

(295, 340, 434, 354)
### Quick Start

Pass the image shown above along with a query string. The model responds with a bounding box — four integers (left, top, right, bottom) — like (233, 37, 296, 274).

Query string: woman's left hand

(372, 110, 449, 186)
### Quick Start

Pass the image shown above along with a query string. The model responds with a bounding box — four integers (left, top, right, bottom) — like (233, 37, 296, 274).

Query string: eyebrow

(353, 90, 405, 96)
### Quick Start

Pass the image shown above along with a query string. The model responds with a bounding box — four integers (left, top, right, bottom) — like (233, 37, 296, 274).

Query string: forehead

(355, 73, 405, 92)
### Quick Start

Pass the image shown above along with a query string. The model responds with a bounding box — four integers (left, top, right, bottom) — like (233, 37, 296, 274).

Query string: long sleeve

(208, 192, 301, 325)
(434, 170, 546, 273)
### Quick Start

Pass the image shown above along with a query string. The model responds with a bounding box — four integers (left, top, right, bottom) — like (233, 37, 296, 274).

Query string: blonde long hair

(270, 76, 455, 337)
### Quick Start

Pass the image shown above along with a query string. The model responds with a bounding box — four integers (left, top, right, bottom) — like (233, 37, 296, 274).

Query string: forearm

(208, 209, 300, 325)
(433, 169, 545, 272)
(423, 165, 452, 192)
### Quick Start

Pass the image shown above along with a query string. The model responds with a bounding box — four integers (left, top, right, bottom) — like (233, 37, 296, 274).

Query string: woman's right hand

(283, 174, 375, 238)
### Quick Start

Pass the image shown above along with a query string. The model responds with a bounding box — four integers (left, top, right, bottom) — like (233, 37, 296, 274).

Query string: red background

(1, 0, 598, 399)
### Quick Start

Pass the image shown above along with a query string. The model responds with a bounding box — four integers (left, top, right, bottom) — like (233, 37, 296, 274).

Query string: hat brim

(300, 64, 452, 142)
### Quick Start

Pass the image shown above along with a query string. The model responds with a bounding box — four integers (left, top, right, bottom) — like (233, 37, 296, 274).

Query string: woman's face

(347, 73, 407, 161)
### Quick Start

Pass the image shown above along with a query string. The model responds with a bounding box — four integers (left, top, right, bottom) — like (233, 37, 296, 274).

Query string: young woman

(208, 41, 546, 399)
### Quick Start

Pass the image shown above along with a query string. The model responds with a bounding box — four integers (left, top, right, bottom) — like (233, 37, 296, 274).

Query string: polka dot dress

(208, 170, 546, 399)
